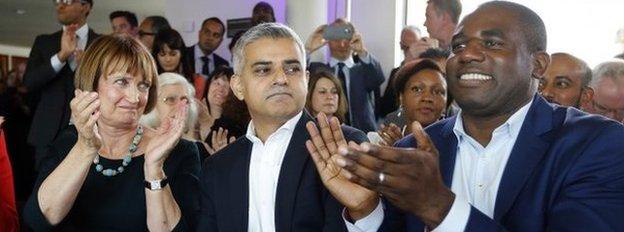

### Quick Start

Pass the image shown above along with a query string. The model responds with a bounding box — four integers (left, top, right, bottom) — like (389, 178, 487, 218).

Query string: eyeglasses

(591, 99, 624, 120)
(138, 30, 156, 37)
(162, 95, 189, 105)
(53, 0, 87, 5)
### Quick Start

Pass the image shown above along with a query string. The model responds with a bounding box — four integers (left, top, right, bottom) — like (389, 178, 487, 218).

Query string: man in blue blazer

(328, 1, 624, 231)
(197, 23, 381, 231)
(307, 19, 385, 133)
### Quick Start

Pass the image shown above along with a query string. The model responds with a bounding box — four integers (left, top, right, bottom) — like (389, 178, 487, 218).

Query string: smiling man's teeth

(460, 73, 492, 80)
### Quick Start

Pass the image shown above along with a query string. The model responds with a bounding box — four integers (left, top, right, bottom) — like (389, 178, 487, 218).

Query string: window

(405, 0, 624, 67)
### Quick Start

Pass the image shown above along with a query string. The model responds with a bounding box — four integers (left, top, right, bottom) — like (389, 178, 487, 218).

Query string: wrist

(144, 163, 165, 180)
(76, 138, 98, 153)
(347, 197, 379, 221)
(414, 190, 455, 228)
(57, 51, 70, 62)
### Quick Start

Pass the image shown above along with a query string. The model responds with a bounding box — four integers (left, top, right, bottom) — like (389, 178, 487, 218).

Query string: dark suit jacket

(309, 56, 385, 133)
(382, 95, 624, 231)
(23, 29, 99, 149)
(197, 111, 368, 231)
(185, 45, 229, 74)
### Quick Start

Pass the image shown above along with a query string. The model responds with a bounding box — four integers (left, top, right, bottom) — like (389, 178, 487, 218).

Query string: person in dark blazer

(326, 2, 624, 231)
(185, 17, 229, 78)
(307, 19, 385, 133)
(23, 0, 99, 169)
(197, 23, 382, 231)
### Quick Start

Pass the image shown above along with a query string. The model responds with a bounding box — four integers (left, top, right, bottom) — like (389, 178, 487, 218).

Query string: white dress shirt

(50, 23, 89, 72)
(246, 112, 301, 232)
(357, 100, 533, 232)
(433, 100, 533, 231)
(193, 44, 215, 77)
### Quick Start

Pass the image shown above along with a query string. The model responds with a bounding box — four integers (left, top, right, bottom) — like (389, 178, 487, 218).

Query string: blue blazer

(309, 55, 385, 133)
(383, 95, 624, 231)
(197, 111, 369, 231)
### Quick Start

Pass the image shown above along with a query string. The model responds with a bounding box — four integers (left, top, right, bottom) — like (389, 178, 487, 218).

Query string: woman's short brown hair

(75, 34, 159, 113)
(306, 69, 348, 122)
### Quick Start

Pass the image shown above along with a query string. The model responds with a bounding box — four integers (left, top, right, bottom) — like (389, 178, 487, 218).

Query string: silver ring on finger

(378, 172, 385, 184)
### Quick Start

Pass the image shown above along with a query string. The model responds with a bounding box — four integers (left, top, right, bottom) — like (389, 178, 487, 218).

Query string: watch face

(148, 180, 162, 190)
(145, 178, 168, 190)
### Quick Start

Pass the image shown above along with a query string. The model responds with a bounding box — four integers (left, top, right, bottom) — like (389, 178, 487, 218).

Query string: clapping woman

(23, 34, 200, 231)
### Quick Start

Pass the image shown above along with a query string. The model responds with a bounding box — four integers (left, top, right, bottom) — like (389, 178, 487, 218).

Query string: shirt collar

(195, 44, 213, 59)
(453, 99, 533, 142)
(63, 23, 89, 40)
(245, 111, 303, 143)
(329, 55, 355, 69)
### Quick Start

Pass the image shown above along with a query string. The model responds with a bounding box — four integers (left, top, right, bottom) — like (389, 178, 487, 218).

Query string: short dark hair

(145, 16, 171, 34)
(109, 11, 138, 28)
(82, 0, 93, 6)
(419, 48, 451, 60)
(428, 0, 462, 24)
(478, 1, 547, 52)
(252, 1, 276, 25)
(152, 29, 193, 80)
(394, 59, 444, 95)
(201, 17, 225, 35)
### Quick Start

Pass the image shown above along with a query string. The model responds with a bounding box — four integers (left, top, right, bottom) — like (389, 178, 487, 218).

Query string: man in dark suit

(23, 0, 99, 169)
(186, 17, 229, 78)
(197, 23, 382, 231)
(329, 1, 624, 231)
(306, 19, 385, 133)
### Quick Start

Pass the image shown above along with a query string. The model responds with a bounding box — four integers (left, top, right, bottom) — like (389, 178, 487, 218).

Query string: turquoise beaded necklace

(93, 126, 143, 177)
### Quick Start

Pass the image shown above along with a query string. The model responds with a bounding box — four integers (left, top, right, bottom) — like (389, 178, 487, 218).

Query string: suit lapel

(86, 29, 99, 46)
(274, 112, 313, 232)
(226, 139, 252, 231)
(494, 96, 554, 220)
(438, 117, 459, 187)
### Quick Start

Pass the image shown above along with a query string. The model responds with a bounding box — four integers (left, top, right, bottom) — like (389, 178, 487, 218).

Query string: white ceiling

(0, 0, 165, 47)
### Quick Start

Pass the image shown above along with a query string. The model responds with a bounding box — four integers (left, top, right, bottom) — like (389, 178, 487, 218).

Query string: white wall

(164, 0, 287, 62)
(351, 0, 402, 92)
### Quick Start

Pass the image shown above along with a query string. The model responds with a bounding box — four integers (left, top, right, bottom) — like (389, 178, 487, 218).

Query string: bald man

(581, 60, 624, 123)
(538, 53, 593, 108)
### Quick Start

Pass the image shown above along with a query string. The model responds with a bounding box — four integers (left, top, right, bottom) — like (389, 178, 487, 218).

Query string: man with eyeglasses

(23, 0, 99, 170)
(581, 60, 624, 123)
(137, 16, 171, 50)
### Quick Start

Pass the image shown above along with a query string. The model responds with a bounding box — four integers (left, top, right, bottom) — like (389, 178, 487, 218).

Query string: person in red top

(0, 116, 19, 232)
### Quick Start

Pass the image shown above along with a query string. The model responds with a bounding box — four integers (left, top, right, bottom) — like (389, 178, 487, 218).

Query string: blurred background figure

(196, 66, 248, 158)
(185, 17, 229, 79)
(372, 59, 447, 146)
(305, 69, 348, 123)
(109, 10, 139, 37)
(138, 15, 171, 50)
(539, 53, 593, 108)
(0, 116, 19, 232)
(251, 1, 276, 26)
(581, 60, 624, 123)
(152, 29, 194, 82)
(424, 0, 462, 49)
(307, 18, 385, 132)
